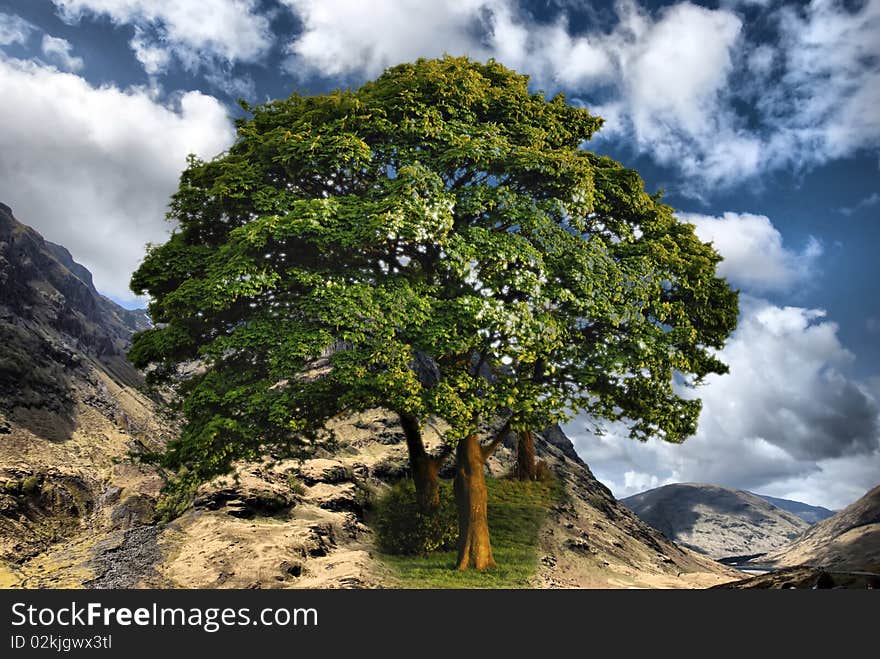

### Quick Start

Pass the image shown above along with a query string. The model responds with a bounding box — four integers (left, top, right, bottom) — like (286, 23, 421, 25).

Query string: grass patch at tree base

(376, 476, 563, 588)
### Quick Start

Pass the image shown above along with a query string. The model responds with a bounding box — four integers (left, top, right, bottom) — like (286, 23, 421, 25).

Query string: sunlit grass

(376, 477, 562, 588)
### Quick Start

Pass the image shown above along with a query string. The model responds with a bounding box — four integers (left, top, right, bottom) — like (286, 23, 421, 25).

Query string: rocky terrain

(0, 206, 739, 589)
(621, 483, 810, 559)
(0, 203, 169, 586)
(4, 410, 738, 589)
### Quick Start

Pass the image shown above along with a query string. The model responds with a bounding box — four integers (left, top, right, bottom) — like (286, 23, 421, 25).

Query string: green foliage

(130, 55, 738, 492)
(286, 474, 307, 497)
(20, 476, 40, 495)
(154, 473, 199, 523)
(381, 477, 561, 588)
(373, 480, 457, 555)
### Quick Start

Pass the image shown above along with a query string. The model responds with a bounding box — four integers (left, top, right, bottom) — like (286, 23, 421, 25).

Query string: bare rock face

(621, 483, 810, 560)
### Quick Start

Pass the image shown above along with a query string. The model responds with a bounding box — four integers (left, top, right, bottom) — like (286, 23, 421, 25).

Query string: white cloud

(280, 0, 491, 79)
(747, 43, 775, 77)
(0, 12, 34, 47)
(566, 295, 880, 510)
(40, 35, 84, 72)
(481, 3, 614, 89)
(840, 192, 880, 216)
(130, 25, 171, 75)
(769, 0, 880, 164)
(51, 0, 272, 74)
(0, 55, 236, 303)
(279, 0, 880, 193)
(279, 1, 754, 190)
(606, 2, 752, 188)
(680, 212, 822, 293)
(755, 451, 880, 510)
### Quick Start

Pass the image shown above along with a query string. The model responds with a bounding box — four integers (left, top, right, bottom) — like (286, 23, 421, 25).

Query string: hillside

(0, 207, 738, 589)
(752, 494, 835, 524)
(621, 483, 810, 559)
(0, 203, 169, 578)
(758, 483, 880, 571)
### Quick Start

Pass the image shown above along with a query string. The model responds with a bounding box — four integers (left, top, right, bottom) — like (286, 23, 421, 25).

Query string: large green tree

(130, 56, 737, 570)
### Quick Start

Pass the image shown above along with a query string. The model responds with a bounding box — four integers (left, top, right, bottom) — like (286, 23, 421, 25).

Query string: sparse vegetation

(286, 474, 307, 497)
(20, 475, 41, 495)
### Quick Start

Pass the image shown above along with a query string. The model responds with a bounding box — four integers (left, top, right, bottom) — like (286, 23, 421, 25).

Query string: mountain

(719, 484, 880, 589)
(0, 202, 167, 575)
(752, 493, 835, 524)
(758, 483, 880, 571)
(0, 207, 738, 589)
(0, 201, 150, 404)
(621, 483, 810, 559)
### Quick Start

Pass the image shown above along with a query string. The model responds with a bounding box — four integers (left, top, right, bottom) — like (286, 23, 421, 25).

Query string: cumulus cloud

(565, 296, 880, 510)
(609, 3, 765, 189)
(279, 0, 490, 79)
(40, 35, 84, 71)
(0, 12, 34, 47)
(681, 212, 822, 292)
(51, 0, 272, 74)
(279, 0, 880, 193)
(0, 55, 236, 303)
(768, 0, 880, 165)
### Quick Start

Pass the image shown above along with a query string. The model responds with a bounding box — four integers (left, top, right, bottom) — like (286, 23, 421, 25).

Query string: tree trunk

(399, 412, 442, 513)
(454, 434, 495, 570)
(513, 429, 537, 481)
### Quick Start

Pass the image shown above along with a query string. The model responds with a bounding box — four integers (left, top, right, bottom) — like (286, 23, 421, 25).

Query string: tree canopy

(130, 56, 738, 567)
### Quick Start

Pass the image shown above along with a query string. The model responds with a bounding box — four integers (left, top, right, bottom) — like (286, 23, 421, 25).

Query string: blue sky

(0, 0, 877, 509)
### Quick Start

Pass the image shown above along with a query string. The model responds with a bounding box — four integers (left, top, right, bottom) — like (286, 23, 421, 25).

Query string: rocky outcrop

(621, 483, 810, 559)
(0, 203, 150, 425)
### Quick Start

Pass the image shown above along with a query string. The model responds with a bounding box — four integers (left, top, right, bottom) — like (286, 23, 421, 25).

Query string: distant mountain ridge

(751, 493, 835, 524)
(621, 482, 810, 559)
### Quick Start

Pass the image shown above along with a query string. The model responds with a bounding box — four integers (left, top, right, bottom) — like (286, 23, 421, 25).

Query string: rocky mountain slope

(757, 484, 880, 571)
(752, 494, 835, 524)
(0, 207, 738, 589)
(621, 483, 810, 559)
(0, 203, 168, 583)
(5, 413, 737, 589)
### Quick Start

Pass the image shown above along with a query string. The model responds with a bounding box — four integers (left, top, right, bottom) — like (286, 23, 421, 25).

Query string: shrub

(286, 474, 307, 497)
(21, 476, 41, 495)
(374, 480, 457, 555)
